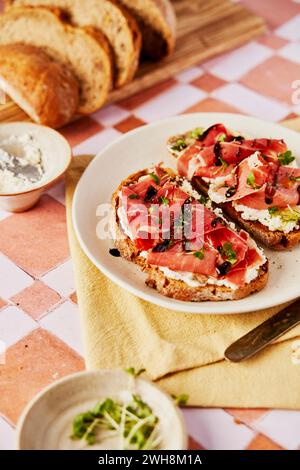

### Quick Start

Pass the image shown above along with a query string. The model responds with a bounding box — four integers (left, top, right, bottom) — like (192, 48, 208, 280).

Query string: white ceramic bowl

(0, 122, 71, 212)
(16, 370, 188, 450)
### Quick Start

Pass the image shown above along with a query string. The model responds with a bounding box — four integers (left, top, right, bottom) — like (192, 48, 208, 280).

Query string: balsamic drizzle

(144, 185, 157, 202)
(217, 261, 231, 276)
(109, 248, 121, 258)
(211, 217, 223, 228)
(213, 141, 223, 166)
(231, 135, 245, 142)
(225, 186, 237, 198)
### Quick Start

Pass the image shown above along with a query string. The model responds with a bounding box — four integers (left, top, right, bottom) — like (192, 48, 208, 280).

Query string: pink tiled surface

(1, 0, 300, 451)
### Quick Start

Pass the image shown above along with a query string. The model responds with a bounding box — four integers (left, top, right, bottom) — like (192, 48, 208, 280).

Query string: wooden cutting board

(0, 0, 265, 125)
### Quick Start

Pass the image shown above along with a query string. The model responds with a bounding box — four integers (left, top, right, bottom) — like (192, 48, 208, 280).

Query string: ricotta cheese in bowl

(0, 133, 46, 194)
(0, 122, 71, 212)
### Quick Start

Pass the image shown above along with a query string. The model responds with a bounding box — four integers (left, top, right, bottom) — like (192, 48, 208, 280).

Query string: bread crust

(6, 0, 142, 88)
(111, 168, 269, 302)
(0, 43, 78, 128)
(0, 6, 113, 114)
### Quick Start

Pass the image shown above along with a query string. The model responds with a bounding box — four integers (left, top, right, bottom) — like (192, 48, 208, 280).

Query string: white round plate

(73, 113, 300, 314)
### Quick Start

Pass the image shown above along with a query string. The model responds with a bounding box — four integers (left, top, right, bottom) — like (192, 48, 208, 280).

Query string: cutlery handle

(225, 300, 300, 362)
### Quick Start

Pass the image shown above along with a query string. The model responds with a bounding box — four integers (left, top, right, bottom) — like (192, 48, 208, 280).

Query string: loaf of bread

(0, 7, 113, 114)
(5, 0, 142, 88)
(118, 0, 176, 59)
(0, 44, 79, 128)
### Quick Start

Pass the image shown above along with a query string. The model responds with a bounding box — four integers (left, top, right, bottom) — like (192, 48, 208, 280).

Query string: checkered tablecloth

(1, 0, 300, 451)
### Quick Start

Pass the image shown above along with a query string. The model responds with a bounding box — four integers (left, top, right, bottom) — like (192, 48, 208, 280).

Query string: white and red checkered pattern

(1, 0, 300, 450)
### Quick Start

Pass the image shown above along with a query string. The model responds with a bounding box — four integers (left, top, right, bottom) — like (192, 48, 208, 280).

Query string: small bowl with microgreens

(16, 369, 188, 450)
(0, 122, 71, 212)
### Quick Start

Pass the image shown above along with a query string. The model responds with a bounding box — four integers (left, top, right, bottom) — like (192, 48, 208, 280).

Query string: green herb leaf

(188, 127, 203, 139)
(125, 367, 146, 378)
(221, 242, 237, 265)
(171, 138, 187, 152)
(279, 208, 300, 224)
(200, 195, 208, 205)
(149, 173, 160, 184)
(278, 150, 295, 166)
(220, 157, 228, 168)
(159, 196, 170, 205)
(247, 171, 257, 189)
(172, 394, 189, 406)
(218, 133, 226, 142)
(268, 206, 279, 215)
(290, 176, 300, 182)
(128, 194, 140, 199)
(193, 249, 205, 260)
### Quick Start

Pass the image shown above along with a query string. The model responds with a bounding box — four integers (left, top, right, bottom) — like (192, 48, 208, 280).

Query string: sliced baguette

(168, 130, 300, 251)
(118, 0, 176, 59)
(111, 168, 269, 302)
(0, 7, 113, 114)
(6, 0, 141, 88)
(0, 44, 78, 128)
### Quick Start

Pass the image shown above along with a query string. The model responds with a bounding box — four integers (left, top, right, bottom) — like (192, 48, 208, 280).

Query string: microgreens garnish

(268, 206, 279, 215)
(220, 242, 237, 265)
(246, 171, 260, 189)
(159, 196, 170, 205)
(217, 133, 226, 142)
(128, 194, 140, 199)
(220, 157, 228, 168)
(199, 194, 209, 205)
(171, 138, 188, 152)
(278, 150, 295, 166)
(290, 176, 300, 182)
(188, 127, 203, 139)
(71, 395, 160, 450)
(171, 394, 189, 406)
(149, 173, 160, 184)
(125, 367, 146, 378)
(193, 249, 205, 260)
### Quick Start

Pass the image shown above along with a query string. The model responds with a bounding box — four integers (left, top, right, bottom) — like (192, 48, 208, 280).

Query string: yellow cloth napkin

(66, 147, 300, 409)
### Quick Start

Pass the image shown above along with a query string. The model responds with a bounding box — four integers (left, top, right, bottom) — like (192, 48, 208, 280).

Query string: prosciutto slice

(176, 123, 299, 211)
(119, 168, 263, 287)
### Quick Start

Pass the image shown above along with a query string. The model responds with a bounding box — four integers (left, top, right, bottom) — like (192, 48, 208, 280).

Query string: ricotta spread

(0, 133, 45, 194)
(232, 202, 300, 233)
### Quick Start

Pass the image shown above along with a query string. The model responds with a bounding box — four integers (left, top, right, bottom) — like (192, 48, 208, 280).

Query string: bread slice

(117, 0, 176, 59)
(5, 0, 141, 88)
(0, 7, 113, 114)
(111, 168, 269, 302)
(168, 130, 300, 251)
(0, 44, 78, 128)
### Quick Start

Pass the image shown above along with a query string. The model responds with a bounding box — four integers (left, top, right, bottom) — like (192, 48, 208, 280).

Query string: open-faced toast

(168, 124, 300, 250)
(111, 166, 268, 302)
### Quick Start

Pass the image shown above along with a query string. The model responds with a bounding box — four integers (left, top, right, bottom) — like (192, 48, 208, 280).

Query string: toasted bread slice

(117, 0, 176, 59)
(111, 168, 269, 302)
(168, 130, 300, 251)
(6, 0, 142, 88)
(0, 44, 78, 128)
(0, 7, 113, 114)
